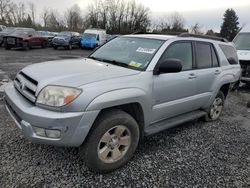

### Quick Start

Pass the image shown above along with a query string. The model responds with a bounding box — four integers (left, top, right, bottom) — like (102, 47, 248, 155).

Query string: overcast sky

(14, 0, 250, 32)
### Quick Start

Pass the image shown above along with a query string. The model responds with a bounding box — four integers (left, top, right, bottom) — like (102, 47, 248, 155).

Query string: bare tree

(28, 1, 35, 23)
(168, 12, 185, 32)
(190, 22, 203, 34)
(41, 7, 50, 28)
(66, 4, 83, 31)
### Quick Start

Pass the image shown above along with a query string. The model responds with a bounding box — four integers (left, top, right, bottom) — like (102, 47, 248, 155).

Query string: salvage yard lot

(0, 48, 250, 187)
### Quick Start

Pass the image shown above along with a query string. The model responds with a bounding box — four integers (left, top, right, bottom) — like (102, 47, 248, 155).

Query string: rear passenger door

(194, 42, 221, 106)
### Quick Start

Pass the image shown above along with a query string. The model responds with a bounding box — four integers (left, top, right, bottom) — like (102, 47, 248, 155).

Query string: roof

(123, 34, 176, 40)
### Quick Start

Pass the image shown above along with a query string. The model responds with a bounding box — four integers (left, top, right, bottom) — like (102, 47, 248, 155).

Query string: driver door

(152, 41, 198, 123)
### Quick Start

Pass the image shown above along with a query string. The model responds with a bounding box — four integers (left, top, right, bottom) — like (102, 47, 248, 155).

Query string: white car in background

(233, 25, 250, 83)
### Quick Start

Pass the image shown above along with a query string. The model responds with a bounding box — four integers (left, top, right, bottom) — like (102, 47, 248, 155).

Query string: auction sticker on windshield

(129, 61, 142, 68)
(136, 47, 156, 54)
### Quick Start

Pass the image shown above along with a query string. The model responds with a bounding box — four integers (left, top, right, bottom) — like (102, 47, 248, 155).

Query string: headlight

(36, 86, 82, 107)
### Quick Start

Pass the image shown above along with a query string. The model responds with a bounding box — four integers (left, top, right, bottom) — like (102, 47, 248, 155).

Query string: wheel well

(97, 103, 145, 139)
(220, 83, 230, 98)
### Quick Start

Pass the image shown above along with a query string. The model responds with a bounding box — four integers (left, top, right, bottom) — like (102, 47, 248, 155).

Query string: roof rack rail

(178, 33, 228, 42)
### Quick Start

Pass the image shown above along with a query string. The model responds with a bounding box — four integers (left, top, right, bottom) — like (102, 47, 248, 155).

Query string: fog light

(33, 127, 46, 137)
(45, 129, 61, 138)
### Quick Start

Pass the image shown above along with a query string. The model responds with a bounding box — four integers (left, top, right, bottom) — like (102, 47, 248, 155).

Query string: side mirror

(154, 59, 182, 75)
(28, 35, 32, 37)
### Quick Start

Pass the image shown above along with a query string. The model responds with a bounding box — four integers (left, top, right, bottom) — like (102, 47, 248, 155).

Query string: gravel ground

(0, 48, 250, 187)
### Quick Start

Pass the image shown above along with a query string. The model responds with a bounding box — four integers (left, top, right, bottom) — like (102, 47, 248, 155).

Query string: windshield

(89, 37, 165, 70)
(233, 33, 250, 50)
(57, 32, 71, 37)
(2, 27, 15, 33)
(11, 30, 32, 36)
(83, 33, 97, 39)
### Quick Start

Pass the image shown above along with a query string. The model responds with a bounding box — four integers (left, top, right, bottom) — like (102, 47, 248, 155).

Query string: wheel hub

(97, 125, 131, 163)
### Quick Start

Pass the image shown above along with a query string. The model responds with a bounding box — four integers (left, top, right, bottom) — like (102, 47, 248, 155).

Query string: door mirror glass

(155, 59, 183, 74)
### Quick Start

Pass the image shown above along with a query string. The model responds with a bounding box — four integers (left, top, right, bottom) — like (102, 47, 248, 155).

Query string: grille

(14, 72, 38, 103)
(240, 60, 250, 78)
(7, 37, 16, 45)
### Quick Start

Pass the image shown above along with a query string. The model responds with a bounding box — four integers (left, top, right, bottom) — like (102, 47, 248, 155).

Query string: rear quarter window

(219, 44, 239, 64)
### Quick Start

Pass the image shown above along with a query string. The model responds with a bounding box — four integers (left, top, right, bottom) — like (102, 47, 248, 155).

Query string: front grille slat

(14, 72, 38, 103)
(239, 60, 250, 78)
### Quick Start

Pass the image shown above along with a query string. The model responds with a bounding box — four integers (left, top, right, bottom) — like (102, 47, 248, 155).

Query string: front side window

(89, 37, 165, 70)
(195, 42, 213, 69)
(160, 42, 193, 71)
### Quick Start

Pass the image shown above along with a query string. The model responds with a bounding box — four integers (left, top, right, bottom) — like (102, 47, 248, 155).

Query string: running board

(145, 110, 207, 136)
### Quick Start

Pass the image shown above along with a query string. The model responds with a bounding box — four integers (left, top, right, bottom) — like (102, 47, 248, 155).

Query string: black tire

(23, 41, 30, 50)
(204, 91, 225, 122)
(80, 110, 140, 173)
(67, 44, 72, 50)
(5, 44, 11, 50)
(41, 41, 47, 49)
(53, 45, 58, 50)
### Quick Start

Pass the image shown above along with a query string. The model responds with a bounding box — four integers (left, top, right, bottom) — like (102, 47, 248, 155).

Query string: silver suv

(4, 34, 241, 172)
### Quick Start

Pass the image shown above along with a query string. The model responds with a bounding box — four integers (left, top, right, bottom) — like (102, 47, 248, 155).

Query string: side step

(145, 110, 207, 136)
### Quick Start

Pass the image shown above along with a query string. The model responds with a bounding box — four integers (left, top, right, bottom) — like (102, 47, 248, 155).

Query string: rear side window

(219, 44, 238, 64)
(195, 42, 212, 69)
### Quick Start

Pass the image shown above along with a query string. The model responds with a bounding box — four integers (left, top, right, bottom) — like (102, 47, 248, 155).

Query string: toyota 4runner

(4, 34, 241, 173)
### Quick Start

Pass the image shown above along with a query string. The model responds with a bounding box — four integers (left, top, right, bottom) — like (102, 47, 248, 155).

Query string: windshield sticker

(136, 47, 156, 54)
(129, 61, 142, 68)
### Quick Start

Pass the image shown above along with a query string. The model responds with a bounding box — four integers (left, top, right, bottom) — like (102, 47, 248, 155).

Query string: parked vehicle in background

(52, 31, 80, 50)
(37, 31, 57, 47)
(80, 29, 107, 49)
(0, 25, 6, 31)
(4, 34, 241, 173)
(0, 27, 20, 47)
(233, 26, 250, 84)
(106, 34, 120, 42)
(3, 28, 47, 50)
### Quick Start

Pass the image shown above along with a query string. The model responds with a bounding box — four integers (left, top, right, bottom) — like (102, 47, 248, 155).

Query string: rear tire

(80, 110, 140, 173)
(53, 46, 58, 50)
(204, 91, 225, 122)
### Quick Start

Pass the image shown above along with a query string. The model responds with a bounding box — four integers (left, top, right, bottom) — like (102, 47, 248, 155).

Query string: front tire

(204, 91, 225, 121)
(23, 41, 30, 50)
(80, 110, 140, 173)
(67, 43, 72, 50)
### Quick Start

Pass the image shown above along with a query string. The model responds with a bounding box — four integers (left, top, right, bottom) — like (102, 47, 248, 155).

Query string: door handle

(189, 73, 197, 79)
(214, 70, 221, 75)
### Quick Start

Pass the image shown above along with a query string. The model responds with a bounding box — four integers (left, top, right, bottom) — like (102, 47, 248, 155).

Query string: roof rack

(178, 33, 228, 42)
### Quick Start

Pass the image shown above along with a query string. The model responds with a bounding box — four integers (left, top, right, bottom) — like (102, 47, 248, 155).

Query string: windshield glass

(89, 37, 165, 70)
(233, 33, 250, 50)
(2, 27, 15, 33)
(57, 32, 71, 37)
(83, 33, 97, 38)
(11, 30, 32, 36)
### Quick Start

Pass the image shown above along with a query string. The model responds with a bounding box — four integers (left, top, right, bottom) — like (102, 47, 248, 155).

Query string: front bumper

(241, 76, 250, 82)
(53, 41, 69, 47)
(4, 84, 99, 147)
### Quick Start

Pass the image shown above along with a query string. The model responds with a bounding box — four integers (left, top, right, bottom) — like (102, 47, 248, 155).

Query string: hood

(21, 58, 140, 91)
(237, 50, 250, 61)
(54, 36, 70, 40)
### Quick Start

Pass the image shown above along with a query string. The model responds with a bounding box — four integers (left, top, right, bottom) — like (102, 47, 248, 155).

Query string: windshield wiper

(88, 57, 130, 68)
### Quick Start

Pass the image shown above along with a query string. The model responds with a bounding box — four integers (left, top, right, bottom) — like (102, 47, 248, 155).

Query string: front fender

(85, 88, 151, 126)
